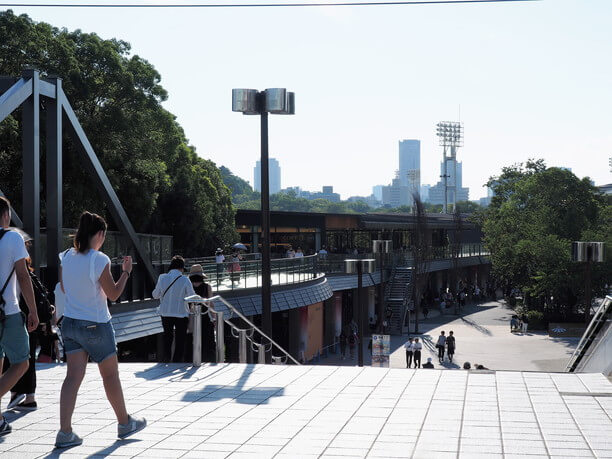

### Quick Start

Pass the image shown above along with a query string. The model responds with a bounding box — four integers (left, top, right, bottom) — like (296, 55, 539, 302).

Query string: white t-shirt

(0, 229, 29, 316)
(412, 342, 423, 351)
(295, 251, 304, 258)
(60, 248, 111, 323)
(152, 270, 196, 318)
(215, 254, 225, 263)
(404, 341, 414, 351)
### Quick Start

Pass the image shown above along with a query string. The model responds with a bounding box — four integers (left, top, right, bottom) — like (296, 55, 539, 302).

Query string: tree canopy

(0, 10, 236, 256)
(483, 159, 610, 314)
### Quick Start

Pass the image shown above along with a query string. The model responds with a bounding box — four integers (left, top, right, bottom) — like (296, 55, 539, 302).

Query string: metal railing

(185, 294, 300, 366)
(187, 254, 322, 293)
(565, 295, 611, 372)
(92, 243, 489, 305)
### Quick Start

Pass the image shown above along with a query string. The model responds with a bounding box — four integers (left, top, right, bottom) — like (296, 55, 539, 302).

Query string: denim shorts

(61, 317, 117, 363)
(0, 312, 30, 364)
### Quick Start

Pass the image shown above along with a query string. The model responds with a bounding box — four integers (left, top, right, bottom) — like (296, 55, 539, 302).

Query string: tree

(482, 159, 608, 316)
(454, 200, 481, 214)
(0, 10, 236, 256)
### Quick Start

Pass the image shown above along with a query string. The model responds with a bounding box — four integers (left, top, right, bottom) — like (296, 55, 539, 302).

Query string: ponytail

(74, 211, 107, 253)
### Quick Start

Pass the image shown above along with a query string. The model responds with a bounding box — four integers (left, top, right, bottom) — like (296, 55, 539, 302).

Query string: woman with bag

(152, 255, 196, 362)
(56, 211, 146, 448)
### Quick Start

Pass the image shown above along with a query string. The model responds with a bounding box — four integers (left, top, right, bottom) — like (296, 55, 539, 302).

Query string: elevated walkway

(2, 363, 611, 458)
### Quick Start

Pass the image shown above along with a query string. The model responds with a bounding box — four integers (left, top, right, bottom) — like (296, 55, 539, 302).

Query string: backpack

(25, 272, 54, 323)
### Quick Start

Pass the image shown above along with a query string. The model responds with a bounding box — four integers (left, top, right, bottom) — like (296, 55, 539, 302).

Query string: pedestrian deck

(1, 363, 611, 458)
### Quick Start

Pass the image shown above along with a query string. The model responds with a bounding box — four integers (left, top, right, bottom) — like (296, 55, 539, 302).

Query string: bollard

(215, 310, 225, 363)
(238, 329, 247, 364)
(192, 303, 202, 367)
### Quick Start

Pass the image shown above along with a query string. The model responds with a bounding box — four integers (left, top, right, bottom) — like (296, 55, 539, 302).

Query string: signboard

(371, 334, 390, 368)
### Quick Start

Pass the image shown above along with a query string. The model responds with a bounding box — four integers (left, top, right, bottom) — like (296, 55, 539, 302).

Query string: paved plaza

(1, 362, 611, 458)
(322, 301, 579, 372)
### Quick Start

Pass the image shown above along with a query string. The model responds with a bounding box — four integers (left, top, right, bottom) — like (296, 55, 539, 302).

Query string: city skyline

(7, 1, 611, 200)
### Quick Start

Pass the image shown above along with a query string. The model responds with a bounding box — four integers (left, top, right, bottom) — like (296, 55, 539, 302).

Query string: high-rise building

(428, 160, 469, 205)
(372, 185, 384, 202)
(382, 175, 411, 208)
(254, 158, 281, 194)
(419, 184, 431, 202)
(398, 140, 421, 195)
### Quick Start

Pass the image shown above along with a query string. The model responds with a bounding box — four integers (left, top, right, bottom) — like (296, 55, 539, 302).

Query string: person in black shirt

(446, 330, 456, 363)
(422, 357, 435, 369)
(188, 264, 214, 362)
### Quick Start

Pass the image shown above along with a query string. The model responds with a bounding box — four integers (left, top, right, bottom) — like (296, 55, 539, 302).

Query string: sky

(6, 0, 612, 200)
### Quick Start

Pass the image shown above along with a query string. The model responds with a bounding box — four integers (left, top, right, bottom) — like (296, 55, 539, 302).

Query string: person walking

(412, 337, 422, 368)
(4, 246, 53, 412)
(404, 338, 414, 368)
(339, 331, 347, 360)
(446, 331, 456, 363)
(56, 211, 145, 448)
(436, 331, 447, 363)
(153, 255, 196, 363)
(521, 314, 529, 334)
(0, 196, 39, 436)
(187, 264, 214, 362)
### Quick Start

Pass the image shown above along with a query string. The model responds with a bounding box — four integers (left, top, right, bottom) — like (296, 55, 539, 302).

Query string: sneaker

(0, 417, 12, 436)
(16, 401, 38, 411)
(55, 430, 83, 448)
(118, 415, 147, 439)
(6, 393, 25, 410)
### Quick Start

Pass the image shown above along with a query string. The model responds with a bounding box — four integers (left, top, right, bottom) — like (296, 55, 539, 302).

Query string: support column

(46, 78, 62, 286)
(22, 69, 40, 270)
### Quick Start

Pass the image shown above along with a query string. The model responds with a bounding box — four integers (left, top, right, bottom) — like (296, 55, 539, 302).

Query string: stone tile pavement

(1, 363, 611, 458)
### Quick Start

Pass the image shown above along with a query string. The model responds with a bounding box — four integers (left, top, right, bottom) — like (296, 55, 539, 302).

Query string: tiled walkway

(1, 363, 611, 458)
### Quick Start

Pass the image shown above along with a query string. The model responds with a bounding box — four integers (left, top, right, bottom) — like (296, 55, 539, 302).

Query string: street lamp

(372, 240, 392, 333)
(572, 241, 605, 323)
(436, 121, 463, 213)
(345, 258, 376, 367)
(232, 88, 295, 363)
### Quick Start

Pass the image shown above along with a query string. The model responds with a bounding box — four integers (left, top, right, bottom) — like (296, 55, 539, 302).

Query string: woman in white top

(56, 212, 146, 448)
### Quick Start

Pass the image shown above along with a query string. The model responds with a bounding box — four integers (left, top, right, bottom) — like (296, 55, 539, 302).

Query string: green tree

(0, 10, 235, 256)
(483, 159, 608, 315)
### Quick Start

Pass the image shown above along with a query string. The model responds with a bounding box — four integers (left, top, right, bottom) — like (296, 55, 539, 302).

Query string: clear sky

(6, 0, 612, 199)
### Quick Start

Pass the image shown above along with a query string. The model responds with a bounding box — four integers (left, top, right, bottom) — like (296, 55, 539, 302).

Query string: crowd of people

(0, 198, 146, 447)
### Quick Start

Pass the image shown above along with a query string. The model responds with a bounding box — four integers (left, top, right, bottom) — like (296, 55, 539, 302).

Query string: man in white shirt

(152, 255, 195, 362)
(0, 196, 39, 435)
(412, 337, 422, 368)
(404, 337, 414, 368)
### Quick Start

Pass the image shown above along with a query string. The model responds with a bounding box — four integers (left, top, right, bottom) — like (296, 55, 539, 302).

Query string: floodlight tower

(436, 121, 464, 213)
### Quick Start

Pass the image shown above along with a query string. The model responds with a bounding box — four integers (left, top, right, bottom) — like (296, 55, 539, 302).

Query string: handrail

(185, 294, 301, 366)
(565, 295, 611, 372)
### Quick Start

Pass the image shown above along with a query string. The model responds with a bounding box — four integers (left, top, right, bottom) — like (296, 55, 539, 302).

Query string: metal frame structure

(436, 121, 464, 213)
(0, 70, 156, 287)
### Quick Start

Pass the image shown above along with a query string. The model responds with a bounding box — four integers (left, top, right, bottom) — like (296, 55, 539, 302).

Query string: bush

(526, 310, 546, 330)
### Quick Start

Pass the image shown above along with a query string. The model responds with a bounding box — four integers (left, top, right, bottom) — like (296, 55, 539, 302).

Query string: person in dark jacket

(187, 264, 214, 362)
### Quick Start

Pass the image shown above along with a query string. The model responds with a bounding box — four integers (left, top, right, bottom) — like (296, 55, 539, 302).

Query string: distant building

(313, 186, 341, 202)
(372, 185, 384, 202)
(419, 184, 431, 202)
(398, 140, 421, 201)
(382, 176, 411, 208)
(428, 160, 469, 205)
(254, 158, 281, 194)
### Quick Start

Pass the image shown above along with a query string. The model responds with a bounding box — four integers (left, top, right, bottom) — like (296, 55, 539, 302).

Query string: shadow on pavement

(460, 316, 492, 336)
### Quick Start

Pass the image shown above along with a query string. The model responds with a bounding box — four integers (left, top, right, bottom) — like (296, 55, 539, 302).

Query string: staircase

(384, 267, 413, 334)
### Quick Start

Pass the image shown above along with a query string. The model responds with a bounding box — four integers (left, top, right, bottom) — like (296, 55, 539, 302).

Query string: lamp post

(372, 240, 392, 333)
(572, 242, 604, 323)
(345, 258, 376, 367)
(233, 88, 295, 363)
